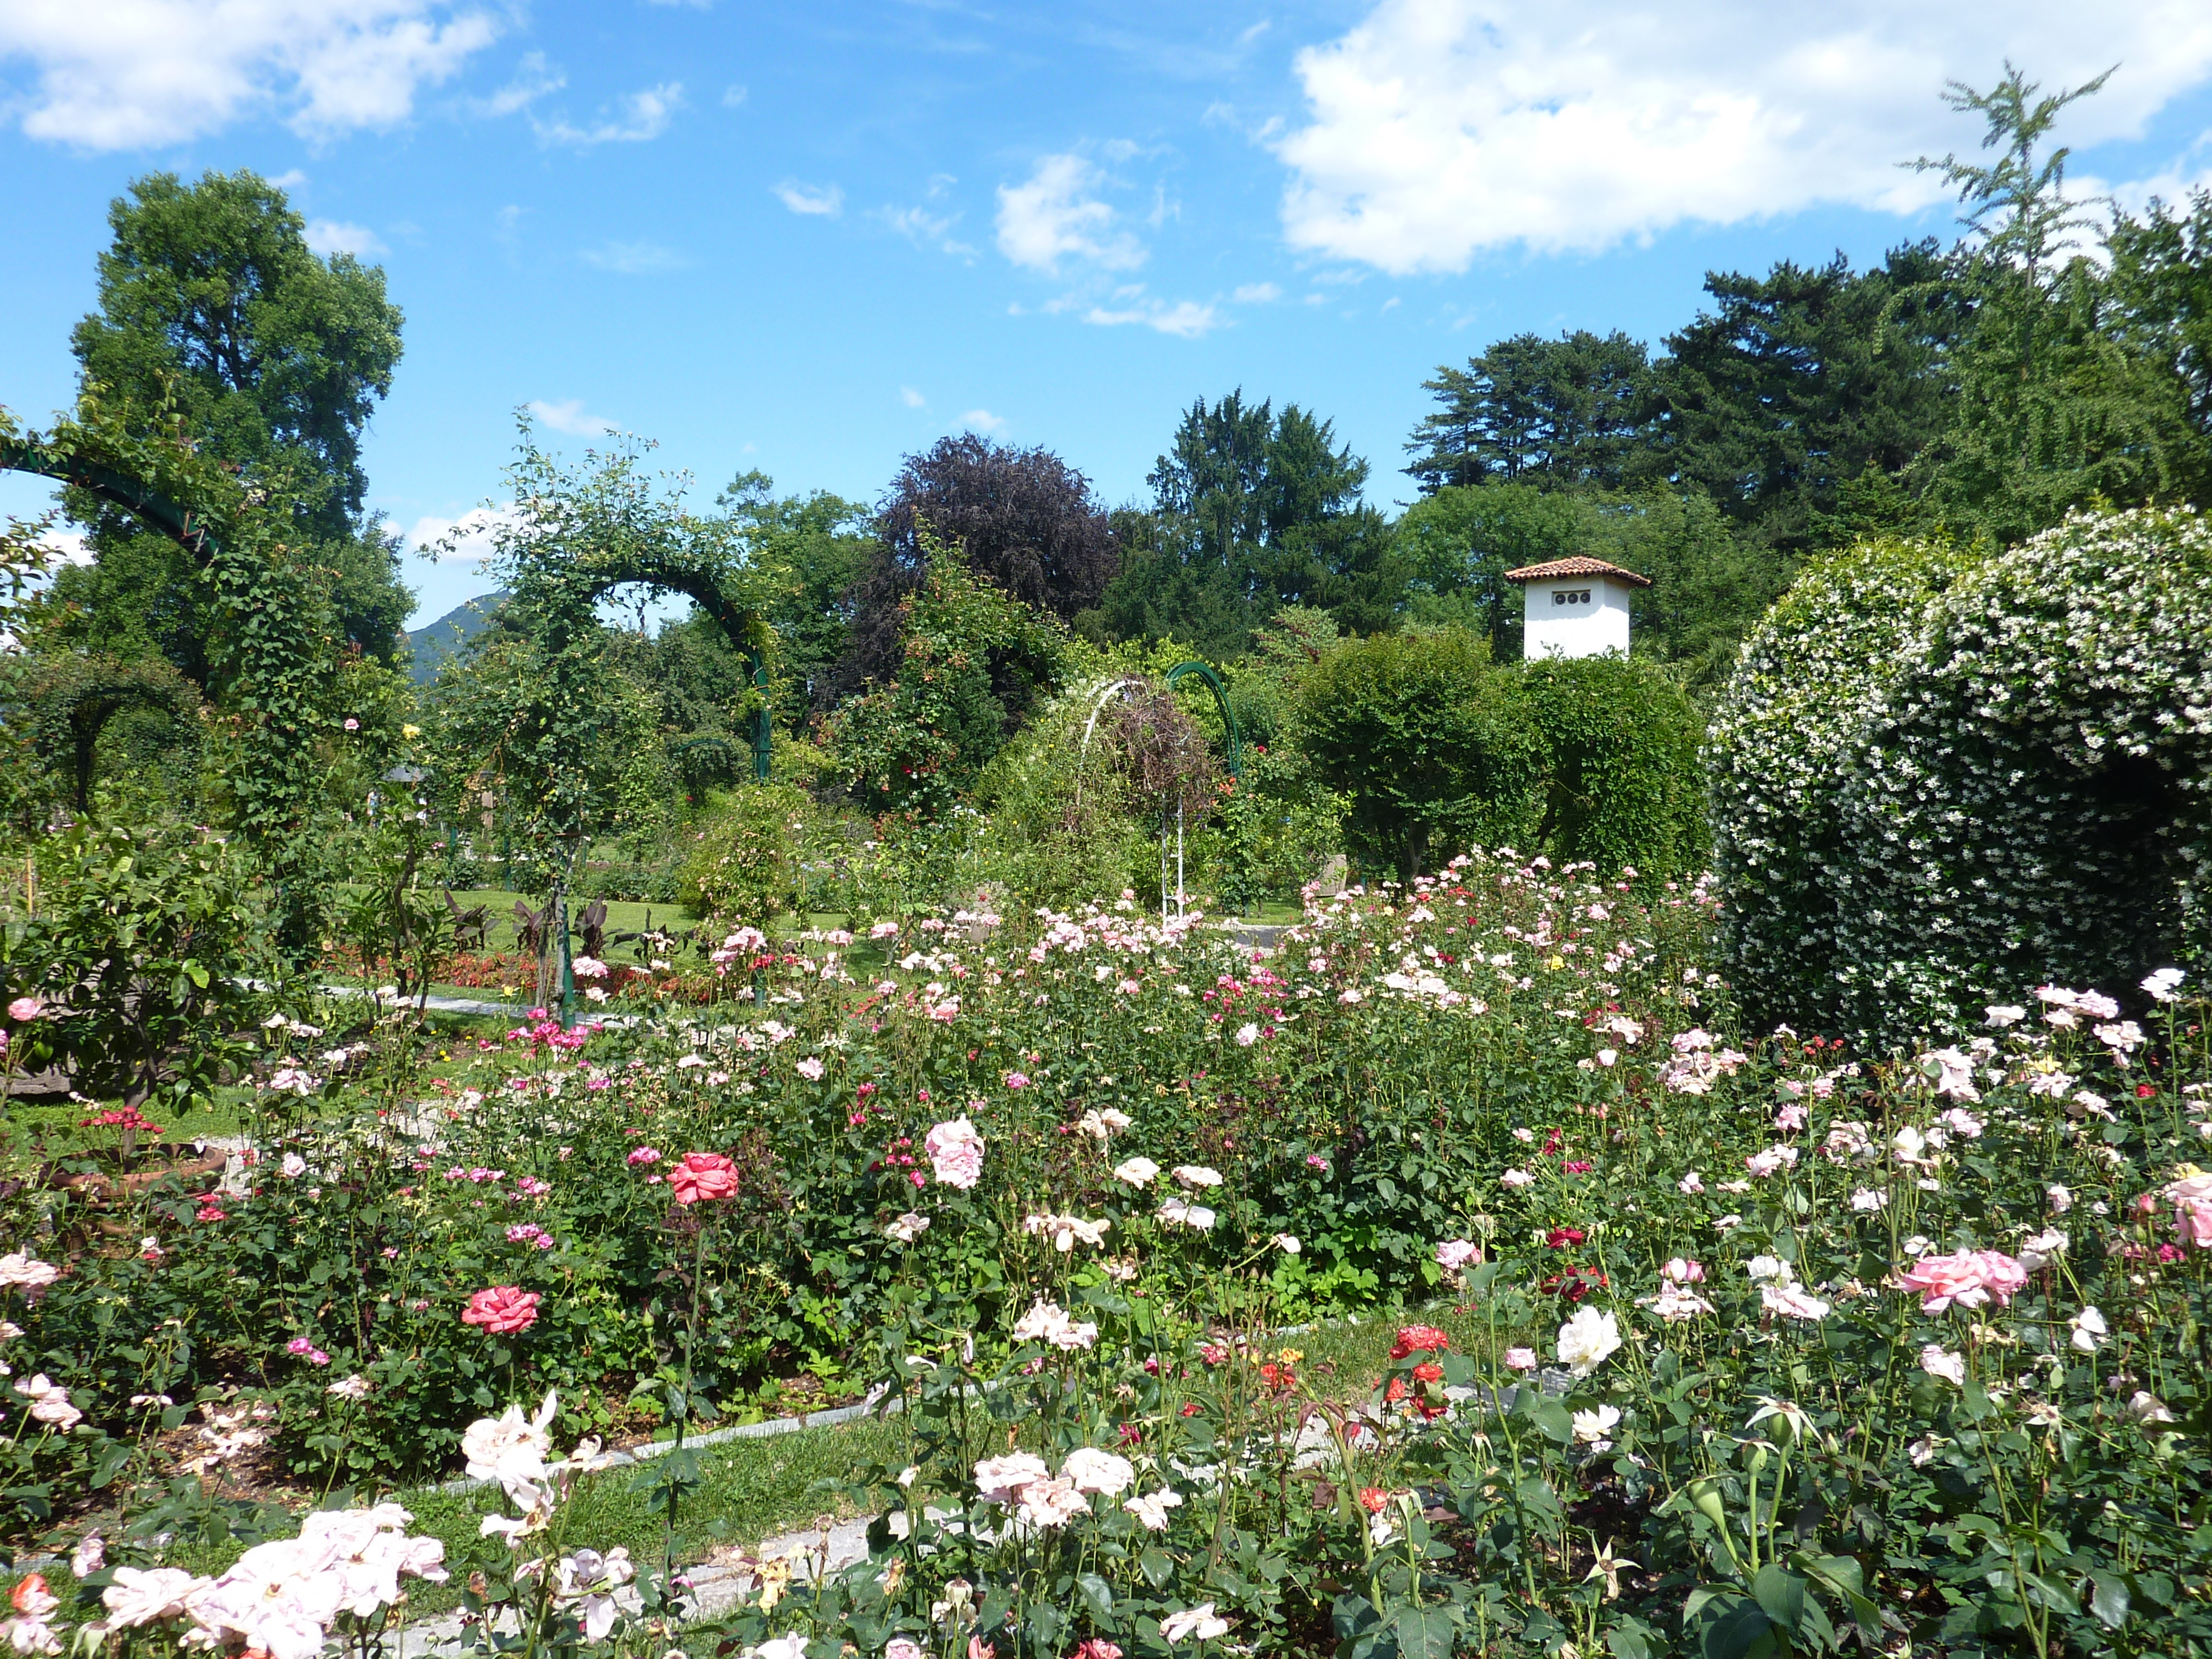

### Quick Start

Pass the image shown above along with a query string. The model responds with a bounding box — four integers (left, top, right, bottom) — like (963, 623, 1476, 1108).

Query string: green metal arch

(0, 434, 221, 565)
(560, 566, 773, 782)
(1165, 660, 1241, 781)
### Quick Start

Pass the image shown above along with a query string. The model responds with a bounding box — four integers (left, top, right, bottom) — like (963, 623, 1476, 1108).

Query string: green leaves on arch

(12, 652, 203, 809)
(1, 396, 335, 878)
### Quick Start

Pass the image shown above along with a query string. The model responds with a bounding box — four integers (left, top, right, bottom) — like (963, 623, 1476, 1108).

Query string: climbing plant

(437, 422, 780, 891)
(2, 389, 343, 950)
(9, 651, 202, 810)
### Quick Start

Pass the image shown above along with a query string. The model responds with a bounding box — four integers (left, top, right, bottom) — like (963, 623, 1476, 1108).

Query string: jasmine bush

(1711, 508, 2212, 1044)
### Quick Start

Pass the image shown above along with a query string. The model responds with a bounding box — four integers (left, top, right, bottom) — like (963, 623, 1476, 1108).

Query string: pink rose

(925, 1116, 986, 1190)
(461, 1285, 541, 1335)
(7, 997, 42, 1022)
(668, 1151, 739, 1204)
(2166, 1174, 2212, 1248)
(1895, 1248, 2025, 1313)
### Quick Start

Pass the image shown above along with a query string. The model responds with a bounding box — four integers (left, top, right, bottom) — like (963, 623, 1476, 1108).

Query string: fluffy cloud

(1083, 297, 1221, 337)
(960, 409, 1008, 433)
(305, 220, 387, 259)
(900, 386, 927, 408)
(774, 181, 845, 216)
(1232, 281, 1281, 303)
(535, 82, 682, 146)
(406, 504, 521, 561)
(1276, 0, 2212, 272)
(996, 154, 1145, 274)
(526, 399, 616, 435)
(0, 0, 498, 149)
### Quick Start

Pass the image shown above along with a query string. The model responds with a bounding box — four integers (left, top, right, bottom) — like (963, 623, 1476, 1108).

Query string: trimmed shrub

(1301, 628, 1708, 882)
(1299, 628, 1538, 879)
(1518, 654, 1708, 880)
(1711, 508, 2212, 1042)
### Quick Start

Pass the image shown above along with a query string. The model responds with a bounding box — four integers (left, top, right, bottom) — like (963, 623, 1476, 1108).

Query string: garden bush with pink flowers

(4, 856, 2211, 1659)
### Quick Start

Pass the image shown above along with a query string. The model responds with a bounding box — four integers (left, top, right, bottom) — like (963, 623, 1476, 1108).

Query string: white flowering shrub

(1711, 509, 2212, 1042)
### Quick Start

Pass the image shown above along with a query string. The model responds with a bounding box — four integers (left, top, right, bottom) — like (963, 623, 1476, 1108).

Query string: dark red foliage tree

(831, 435, 1118, 700)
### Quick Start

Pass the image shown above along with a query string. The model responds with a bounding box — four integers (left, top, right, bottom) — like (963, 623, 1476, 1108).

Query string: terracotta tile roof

(1501, 556, 1652, 588)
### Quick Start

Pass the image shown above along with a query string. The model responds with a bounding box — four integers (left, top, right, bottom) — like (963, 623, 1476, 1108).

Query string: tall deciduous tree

(52, 169, 411, 677)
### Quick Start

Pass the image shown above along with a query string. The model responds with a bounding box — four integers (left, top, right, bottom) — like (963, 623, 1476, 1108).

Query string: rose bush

(5, 852, 2209, 1656)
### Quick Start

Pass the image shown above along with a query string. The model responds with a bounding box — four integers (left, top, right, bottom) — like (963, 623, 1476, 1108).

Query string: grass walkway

(147, 1302, 1513, 1614)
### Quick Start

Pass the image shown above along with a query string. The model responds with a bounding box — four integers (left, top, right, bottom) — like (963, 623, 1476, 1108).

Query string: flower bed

(5, 855, 2208, 1656)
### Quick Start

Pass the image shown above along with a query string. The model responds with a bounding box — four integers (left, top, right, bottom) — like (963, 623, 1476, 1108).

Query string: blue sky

(4, 0, 2212, 630)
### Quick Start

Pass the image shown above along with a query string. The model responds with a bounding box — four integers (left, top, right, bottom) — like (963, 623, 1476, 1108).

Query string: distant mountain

(404, 592, 506, 686)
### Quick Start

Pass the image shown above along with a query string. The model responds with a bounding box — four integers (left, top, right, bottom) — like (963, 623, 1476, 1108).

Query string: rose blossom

(1894, 1249, 2028, 1313)
(668, 1151, 739, 1204)
(461, 1286, 541, 1335)
(925, 1116, 986, 1188)
(2165, 1172, 2212, 1249)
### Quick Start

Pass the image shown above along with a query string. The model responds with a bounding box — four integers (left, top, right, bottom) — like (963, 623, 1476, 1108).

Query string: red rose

(461, 1285, 541, 1334)
(668, 1151, 739, 1205)
(1388, 1324, 1452, 1361)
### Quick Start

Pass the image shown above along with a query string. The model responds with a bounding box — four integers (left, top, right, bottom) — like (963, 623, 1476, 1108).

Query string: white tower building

(1504, 557, 1651, 660)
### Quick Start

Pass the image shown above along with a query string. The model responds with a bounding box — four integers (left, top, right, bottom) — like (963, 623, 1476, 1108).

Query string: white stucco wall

(1521, 576, 1632, 660)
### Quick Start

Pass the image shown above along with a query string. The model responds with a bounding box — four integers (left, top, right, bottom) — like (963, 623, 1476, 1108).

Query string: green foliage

(333, 808, 459, 1009)
(1517, 656, 1708, 880)
(1647, 246, 1960, 555)
(58, 168, 411, 674)
(1101, 390, 1396, 645)
(677, 783, 820, 927)
(2, 650, 202, 813)
(1404, 328, 1652, 492)
(4, 817, 269, 1111)
(1301, 630, 1704, 882)
(1298, 628, 1538, 879)
(1395, 484, 1786, 685)
(826, 541, 1070, 822)
(429, 421, 777, 890)
(1711, 509, 2212, 1041)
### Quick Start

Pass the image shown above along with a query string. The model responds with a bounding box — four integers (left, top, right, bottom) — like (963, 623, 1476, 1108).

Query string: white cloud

(476, 50, 561, 118)
(37, 526, 92, 566)
(960, 408, 1007, 433)
(774, 180, 845, 216)
(721, 83, 748, 107)
(306, 219, 387, 258)
(407, 504, 521, 561)
(268, 169, 309, 190)
(0, 1, 498, 149)
(901, 386, 927, 408)
(581, 241, 688, 273)
(996, 153, 1145, 273)
(527, 398, 617, 435)
(1232, 281, 1281, 303)
(535, 81, 683, 146)
(880, 174, 973, 254)
(1276, 0, 2212, 272)
(1082, 298, 1221, 337)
